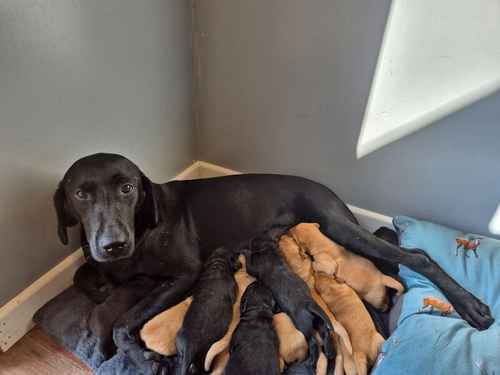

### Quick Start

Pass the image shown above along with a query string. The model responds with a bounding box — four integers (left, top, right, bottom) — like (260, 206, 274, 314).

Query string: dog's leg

(113, 273, 199, 375)
(320, 218, 493, 330)
(88, 277, 156, 358)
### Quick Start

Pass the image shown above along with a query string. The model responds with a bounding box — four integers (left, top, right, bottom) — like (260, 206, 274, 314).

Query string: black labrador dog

(54, 153, 493, 373)
(176, 247, 238, 375)
(225, 282, 281, 375)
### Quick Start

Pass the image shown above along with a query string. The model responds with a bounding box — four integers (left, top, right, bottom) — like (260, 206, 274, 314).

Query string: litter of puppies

(141, 224, 401, 374)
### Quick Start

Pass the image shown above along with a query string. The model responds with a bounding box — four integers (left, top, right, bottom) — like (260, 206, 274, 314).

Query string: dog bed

(33, 286, 149, 375)
(372, 216, 500, 375)
(33, 235, 400, 375)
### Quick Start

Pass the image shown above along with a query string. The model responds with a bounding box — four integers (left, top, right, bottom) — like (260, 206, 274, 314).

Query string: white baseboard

(0, 162, 201, 352)
(0, 160, 392, 352)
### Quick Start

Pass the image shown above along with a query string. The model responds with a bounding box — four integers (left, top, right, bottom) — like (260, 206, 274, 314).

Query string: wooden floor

(0, 328, 92, 375)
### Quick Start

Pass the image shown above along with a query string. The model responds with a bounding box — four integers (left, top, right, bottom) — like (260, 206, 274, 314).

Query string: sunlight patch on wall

(357, 0, 500, 158)
(489, 204, 500, 236)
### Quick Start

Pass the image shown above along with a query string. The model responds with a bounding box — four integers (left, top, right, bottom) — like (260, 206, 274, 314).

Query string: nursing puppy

(273, 312, 309, 366)
(140, 297, 192, 356)
(290, 223, 404, 310)
(225, 282, 281, 375)
(284, 336, 326, 375)
(176, 247, 238, 375)
(315, 273, 385, 375)
(278, 235, 352, 356)
(245, 235, 335, 358)
(204, 255, 256, 374)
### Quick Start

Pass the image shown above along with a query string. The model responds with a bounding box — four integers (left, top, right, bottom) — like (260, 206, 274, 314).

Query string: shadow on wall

(0, 160, 81, 306)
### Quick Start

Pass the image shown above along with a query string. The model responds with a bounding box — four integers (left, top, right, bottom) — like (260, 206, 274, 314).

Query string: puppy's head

(205, 247, 241, 274)
(289, 223, 320, 246)
(240, 282, 277, 315)
(54, 153, 160, 262)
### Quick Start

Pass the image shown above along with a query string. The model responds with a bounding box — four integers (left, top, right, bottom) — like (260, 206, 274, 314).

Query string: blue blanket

(372, 216, 500, 375)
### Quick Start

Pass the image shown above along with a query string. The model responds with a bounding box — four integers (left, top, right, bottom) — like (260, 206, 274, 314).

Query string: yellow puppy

(204, 255, 256, 374)
(290, 223, 404, 310)
(315, 273, 384, 375)
(140, 296, 192, 356)
(279, 234, 355, 375)
(273, 312, 309, 366)
(278, 235, 352, 354)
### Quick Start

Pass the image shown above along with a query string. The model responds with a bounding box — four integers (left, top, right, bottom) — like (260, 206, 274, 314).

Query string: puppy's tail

(204, 337, 230, 371)
(382, 275, 405, 295)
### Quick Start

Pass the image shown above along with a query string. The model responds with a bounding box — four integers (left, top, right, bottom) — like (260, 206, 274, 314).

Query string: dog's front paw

(451, 289, 494, 330)
(143, 350, 175, 375)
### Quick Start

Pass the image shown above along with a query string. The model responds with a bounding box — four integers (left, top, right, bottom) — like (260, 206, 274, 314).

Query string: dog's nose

(102, 241, 129, 255)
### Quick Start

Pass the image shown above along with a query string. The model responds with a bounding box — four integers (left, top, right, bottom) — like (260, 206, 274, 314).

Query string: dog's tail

(204, 336, 230, 371)
(382, 275, 405, 295)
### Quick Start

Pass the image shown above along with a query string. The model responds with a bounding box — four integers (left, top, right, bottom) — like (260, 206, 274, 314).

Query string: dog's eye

(75, 190, 88, 200)
(121, 183, 134, 194)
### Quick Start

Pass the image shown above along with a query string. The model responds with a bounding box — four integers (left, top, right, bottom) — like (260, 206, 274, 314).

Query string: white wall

(358, 0, 500, 158)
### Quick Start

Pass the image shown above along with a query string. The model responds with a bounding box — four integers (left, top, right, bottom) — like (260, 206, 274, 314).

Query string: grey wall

(0, 0, 193, 305)
(195, 0, 500, 236)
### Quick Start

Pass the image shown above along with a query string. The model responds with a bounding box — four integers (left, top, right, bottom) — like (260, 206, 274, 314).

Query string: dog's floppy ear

(137, 173, 160, 227)
(53, 183, 78, 245)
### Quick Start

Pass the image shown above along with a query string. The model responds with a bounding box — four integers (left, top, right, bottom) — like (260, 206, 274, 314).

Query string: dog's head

(53, 153, 159, 262)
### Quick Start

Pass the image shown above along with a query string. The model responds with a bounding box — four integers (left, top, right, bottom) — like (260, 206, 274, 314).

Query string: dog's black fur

(244, 235, 335, 358)
(175, 247, 239, 375)
(225, 282, 281, 375)
(54, 153, 493, 374)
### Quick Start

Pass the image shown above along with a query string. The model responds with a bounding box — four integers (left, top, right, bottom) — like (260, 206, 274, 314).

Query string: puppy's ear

(138, 173, 160, 227)
(53, 184, 78, 245)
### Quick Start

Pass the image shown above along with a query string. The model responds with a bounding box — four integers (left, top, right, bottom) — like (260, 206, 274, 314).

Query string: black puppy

(245, 234, 335, 359)
(176, 247, 238, 375)
(54, 153, 493, 374)
(225, 282, 281, 375)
